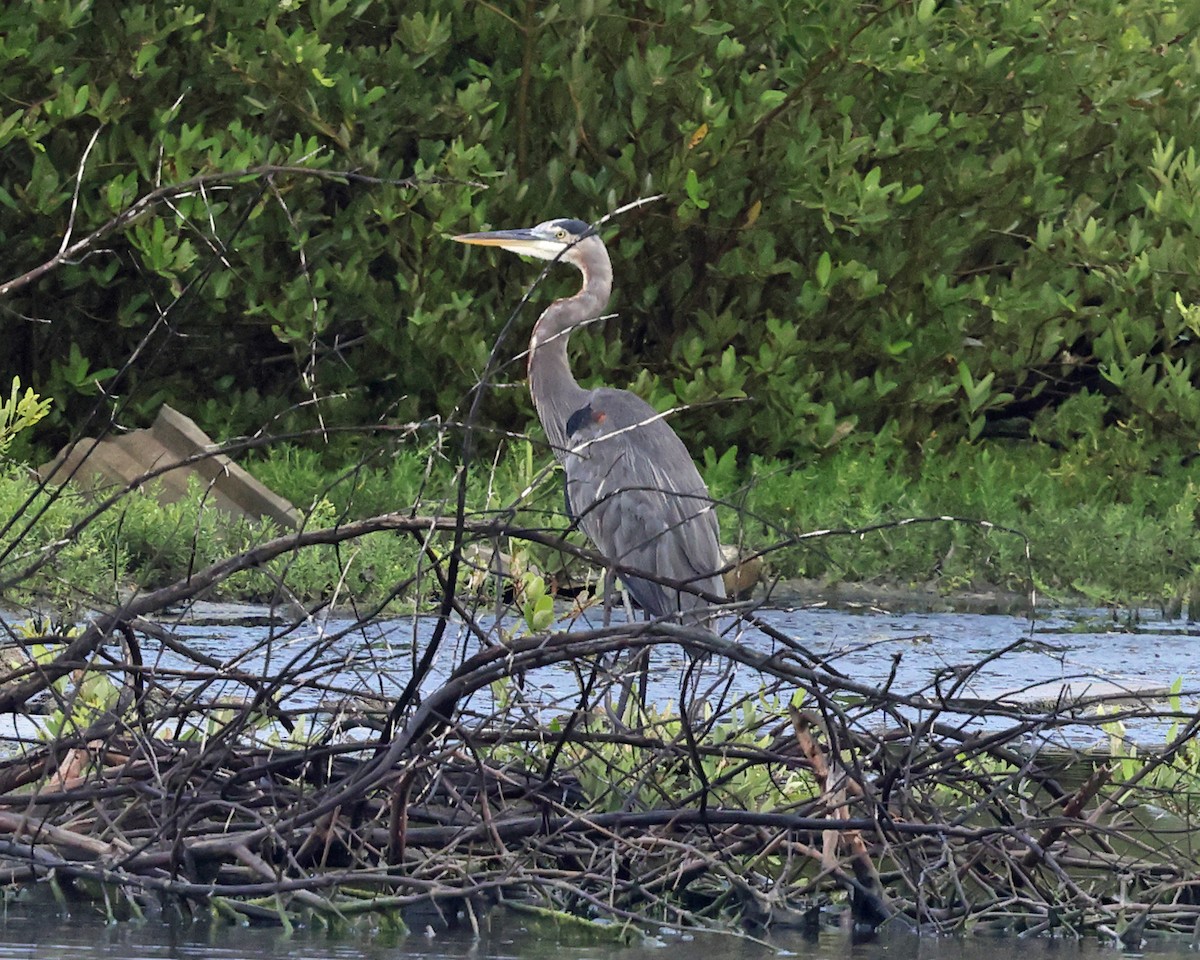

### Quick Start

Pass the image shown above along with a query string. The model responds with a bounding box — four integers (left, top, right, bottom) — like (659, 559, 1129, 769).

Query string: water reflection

(0, 903, 1196, 960)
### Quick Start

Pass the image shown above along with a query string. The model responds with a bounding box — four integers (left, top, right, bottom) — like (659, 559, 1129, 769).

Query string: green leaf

(984, 45, 1014, 69)
(815, 251, 831, 288)
(135, 43, 159, 75)
(0, 109, 22, 147)
(907, 111, 942, 138)
(684, 168, 709, 210)
(693, 20, 734, 35)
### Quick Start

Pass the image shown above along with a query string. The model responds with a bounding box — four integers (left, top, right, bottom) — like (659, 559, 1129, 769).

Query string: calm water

(4, 603, 1197, 747)
(0, 905, 1197, 960)
(98, 602, 1200, 747)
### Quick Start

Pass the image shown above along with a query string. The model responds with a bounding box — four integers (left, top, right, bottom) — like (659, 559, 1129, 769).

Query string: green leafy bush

(0, 0, 1196, 463)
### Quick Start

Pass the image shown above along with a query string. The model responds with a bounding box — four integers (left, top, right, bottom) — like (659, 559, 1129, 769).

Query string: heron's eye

(554, 228, 567, 241)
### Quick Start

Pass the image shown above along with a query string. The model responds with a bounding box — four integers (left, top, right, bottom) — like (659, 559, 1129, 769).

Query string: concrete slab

(38, 405, 300, 529)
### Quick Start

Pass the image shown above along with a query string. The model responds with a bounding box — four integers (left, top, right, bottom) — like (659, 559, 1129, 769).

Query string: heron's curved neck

(528, 254, 613, 459)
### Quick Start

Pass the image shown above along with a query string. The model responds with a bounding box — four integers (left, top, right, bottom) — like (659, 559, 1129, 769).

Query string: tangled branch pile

(0, 525, 1197, 944)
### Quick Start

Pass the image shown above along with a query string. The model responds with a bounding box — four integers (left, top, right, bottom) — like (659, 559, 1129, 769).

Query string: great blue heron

(453, 217, 725, 622)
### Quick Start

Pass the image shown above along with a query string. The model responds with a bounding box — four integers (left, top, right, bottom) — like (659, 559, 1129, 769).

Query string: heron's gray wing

(563, 391, 724, 620)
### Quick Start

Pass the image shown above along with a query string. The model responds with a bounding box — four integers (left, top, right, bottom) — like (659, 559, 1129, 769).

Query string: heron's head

(452, 218, 600, 270)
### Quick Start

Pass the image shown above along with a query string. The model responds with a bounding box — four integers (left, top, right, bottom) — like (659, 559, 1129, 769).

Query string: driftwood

(0, 515, 1197, 940)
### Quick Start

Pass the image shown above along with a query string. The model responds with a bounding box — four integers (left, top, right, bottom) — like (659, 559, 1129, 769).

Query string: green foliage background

(1, 0, 1198, 461)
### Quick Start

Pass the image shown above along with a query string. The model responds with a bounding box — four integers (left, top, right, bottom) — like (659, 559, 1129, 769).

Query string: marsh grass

(2, 430, 1196, 613)
(720, 433, 1200, 607)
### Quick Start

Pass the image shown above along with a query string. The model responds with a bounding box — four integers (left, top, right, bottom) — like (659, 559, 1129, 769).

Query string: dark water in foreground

(0, 904, 1196, 960)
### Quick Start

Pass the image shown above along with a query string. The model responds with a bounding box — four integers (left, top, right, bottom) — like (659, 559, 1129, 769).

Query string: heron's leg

(615, 621, 651, 721)
(601, 568, 617, 627)
(600, 568, 635, 725)
(613, 645, 650, 718)
(621, 585, 636, 623)
(614, 578, 650, 706)
(633, 642, 650, 711)
(610, 586, 646, 726)
(612, 653, 645, 727)
(601, 569, 637, 624)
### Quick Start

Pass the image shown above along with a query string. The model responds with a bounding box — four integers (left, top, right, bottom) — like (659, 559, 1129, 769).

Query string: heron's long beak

(452, 228, 539, 248)
(452, 227, 566, 261)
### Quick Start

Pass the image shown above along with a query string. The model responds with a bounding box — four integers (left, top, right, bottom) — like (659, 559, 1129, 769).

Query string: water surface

(120, 602, 1200, 747)
(1, 903, 1197, 960)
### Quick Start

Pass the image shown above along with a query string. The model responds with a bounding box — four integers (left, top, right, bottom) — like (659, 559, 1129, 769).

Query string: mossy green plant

(2, 428, 1199, 612)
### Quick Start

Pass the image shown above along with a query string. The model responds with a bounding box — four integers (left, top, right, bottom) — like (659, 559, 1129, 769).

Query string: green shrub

(0, 0, 1196, 463)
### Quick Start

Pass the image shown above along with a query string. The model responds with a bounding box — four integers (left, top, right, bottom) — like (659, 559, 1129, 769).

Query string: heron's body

(454, 217, 724, 621)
